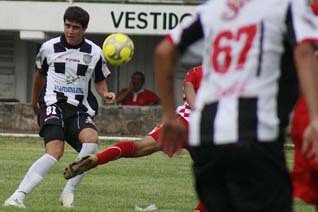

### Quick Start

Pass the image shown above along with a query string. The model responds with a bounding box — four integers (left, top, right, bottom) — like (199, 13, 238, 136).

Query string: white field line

(0, 132, 295, 148)
(0, 132, 141, 141)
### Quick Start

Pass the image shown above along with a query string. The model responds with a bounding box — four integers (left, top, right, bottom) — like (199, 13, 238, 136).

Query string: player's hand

(128, 81, 134, 92)
(103, 92, 116, 104)
(302, 120, 318, 161)
(159, 116, 187, 157)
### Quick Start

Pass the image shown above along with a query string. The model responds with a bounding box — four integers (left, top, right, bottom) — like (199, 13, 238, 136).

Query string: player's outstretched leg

(64, 141, 137, 179)
(64, 138, 161, 180)
(64, 155, 98, 179)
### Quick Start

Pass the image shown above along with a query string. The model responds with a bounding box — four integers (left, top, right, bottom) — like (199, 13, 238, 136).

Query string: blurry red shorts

(148, 115, 189, 148)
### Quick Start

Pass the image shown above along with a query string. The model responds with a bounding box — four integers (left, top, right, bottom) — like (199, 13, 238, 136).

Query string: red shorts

(291, 97, 318, 204)
(147, 115, 189, 149)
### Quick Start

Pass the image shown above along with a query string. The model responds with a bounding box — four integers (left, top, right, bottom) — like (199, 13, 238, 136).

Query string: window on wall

(0, 32, 17, 101)
(0, 33, 15, 75)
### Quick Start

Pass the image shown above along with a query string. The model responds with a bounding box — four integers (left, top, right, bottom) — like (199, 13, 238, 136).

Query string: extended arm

(154, 39, 186, 157)
(184, 82, 196, 109)
(155, 39, 178, 120)
(31, 71, 45, 114)
(294, 42, 318, 159)
(95, 80, 116, 104)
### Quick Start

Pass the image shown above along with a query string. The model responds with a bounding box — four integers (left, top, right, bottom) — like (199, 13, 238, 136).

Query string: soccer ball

(102, 33, 134, 66)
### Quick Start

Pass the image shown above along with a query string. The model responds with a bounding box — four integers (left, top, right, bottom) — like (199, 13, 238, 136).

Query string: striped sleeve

(168, 14, 204, 55)
(94, 56, 111, 82)
(35, 43, 49, 75)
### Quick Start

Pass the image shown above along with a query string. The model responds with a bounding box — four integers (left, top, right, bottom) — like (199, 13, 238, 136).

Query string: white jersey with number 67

(168, 0, 318, 146)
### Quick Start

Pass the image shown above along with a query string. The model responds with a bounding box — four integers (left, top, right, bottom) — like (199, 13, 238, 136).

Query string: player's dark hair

(63, 6, 89, 29)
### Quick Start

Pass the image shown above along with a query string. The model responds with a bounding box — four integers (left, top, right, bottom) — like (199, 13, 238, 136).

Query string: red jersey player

(64, 65, 207, 212)
(291, 96, 318, 210)
(290, 1, 318, 210)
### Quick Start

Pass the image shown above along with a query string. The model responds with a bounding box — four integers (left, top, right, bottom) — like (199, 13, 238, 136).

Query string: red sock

(96, 141, 136, 165)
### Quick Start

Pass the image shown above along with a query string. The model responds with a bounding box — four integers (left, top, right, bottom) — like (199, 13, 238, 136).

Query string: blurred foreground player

(154, 0, 318, 211)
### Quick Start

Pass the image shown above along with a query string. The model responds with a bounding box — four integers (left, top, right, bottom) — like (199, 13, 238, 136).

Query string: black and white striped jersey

(167, 0, 318, 146)
(35, 35, 110, 117)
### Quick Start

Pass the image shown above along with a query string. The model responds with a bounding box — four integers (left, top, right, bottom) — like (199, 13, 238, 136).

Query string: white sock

(62, 143, 97, 194)
(10, 153, 57, 201)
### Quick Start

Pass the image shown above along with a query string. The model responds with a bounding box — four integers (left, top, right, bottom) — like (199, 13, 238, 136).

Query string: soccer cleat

(60, 192, 74, 208)
(64, 155, 98, 180)
(3, 198, 26, 209)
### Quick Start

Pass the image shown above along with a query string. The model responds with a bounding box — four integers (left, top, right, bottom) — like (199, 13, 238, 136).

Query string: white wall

(15, 37, 29, 102)
(0, 1, 195, 35)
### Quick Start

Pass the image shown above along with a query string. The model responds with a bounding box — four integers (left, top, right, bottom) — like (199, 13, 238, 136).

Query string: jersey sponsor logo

(65, 58, 80, 63)
(222, 0, 253, 20)
(83, 54, 92, 65)
(54, 85, 84, 94)
(66, 75, 80, 84)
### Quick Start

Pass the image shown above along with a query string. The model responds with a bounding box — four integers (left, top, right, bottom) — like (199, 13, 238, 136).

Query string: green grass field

(0, 136, 316, 212)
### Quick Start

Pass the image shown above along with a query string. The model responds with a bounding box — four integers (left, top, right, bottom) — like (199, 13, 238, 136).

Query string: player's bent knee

(79, 128, 98, 143)
(46, 140, 65, 160)
(41, 125, 65, 160)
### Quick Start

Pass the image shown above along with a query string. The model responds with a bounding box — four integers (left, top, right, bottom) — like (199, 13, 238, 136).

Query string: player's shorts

(38, 103, 97, 152)
(191, 137, 292, 212)
(290, 97, 318, 204)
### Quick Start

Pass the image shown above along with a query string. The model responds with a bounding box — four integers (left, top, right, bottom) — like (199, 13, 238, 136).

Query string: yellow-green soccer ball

(102, 33, 134, 66)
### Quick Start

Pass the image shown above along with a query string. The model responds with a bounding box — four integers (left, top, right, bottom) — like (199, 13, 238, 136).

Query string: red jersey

(149, 65, 203, 140)
(118, 88, 159, 106)
(176, 66, 203, 121)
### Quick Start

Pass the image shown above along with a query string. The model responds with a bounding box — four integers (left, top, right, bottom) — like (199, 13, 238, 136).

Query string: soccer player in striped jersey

(154, 0, 318, 211)
(64, 65, 207, 212)
(4, 6, 115, 209)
